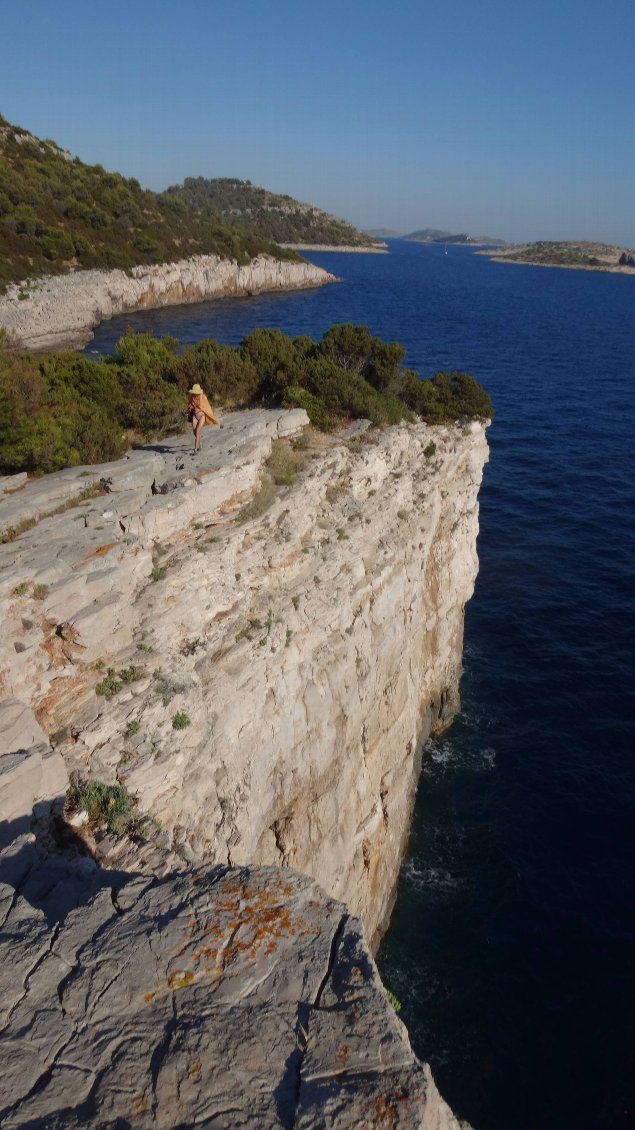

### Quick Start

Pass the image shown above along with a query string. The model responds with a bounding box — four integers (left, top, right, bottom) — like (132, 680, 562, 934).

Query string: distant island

(478, 240, 635, 273)
(164, 177, 380, 250)
(364, 227, 506, 246)
(401, 227, 507, 246)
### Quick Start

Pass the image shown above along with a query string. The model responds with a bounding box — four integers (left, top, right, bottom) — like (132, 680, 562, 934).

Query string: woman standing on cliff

(187, 383, 221, 453)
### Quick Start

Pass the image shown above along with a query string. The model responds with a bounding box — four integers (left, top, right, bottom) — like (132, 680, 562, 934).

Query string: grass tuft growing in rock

(65, 775, 137, 836)
(172, 711, 191, 730)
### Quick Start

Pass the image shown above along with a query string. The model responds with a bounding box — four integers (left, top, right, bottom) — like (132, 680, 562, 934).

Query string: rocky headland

(0, 408, 487, 1126)
(0, 254, 336, 352)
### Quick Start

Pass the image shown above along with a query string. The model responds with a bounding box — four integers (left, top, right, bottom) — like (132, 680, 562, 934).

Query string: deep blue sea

(88, 243, 635, 1130)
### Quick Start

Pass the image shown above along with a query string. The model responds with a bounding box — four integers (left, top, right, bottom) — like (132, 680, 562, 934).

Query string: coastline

(0, 253, 337, 352)
(279, 242, 388, 253)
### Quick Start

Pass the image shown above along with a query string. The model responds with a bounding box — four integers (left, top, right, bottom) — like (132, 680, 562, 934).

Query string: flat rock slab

(0, 861, 468, 1129)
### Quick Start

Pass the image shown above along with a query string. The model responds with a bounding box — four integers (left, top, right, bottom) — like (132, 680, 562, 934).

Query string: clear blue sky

(2, 0, 634, 244)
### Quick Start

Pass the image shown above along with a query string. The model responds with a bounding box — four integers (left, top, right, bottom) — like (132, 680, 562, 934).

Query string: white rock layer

(0, 411, 488, 948)
(0, 254, 336, 351)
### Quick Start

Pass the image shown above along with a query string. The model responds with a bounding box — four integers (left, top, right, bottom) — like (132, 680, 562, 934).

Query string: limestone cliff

(0, 254, 336, 351)
(0, 410, 488, 946)
(0, 409, 486, 1127)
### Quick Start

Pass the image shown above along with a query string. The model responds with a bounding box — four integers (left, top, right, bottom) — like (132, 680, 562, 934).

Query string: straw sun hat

(188, 384, 204, 395)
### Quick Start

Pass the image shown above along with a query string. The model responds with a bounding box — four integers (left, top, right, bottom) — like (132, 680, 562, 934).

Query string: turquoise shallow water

(89, 243, 635, 1130)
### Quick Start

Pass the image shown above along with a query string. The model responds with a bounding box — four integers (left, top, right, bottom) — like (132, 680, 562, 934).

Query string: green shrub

(282, 386, 335, 431)
(65, 776, 136, 836)
(172, 711, 191, 730)
(95, 668, 122, 698)
(0, 323, 491, 476)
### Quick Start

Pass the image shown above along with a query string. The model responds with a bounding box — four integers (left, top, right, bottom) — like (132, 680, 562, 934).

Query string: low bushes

(0, 323, 492, 474)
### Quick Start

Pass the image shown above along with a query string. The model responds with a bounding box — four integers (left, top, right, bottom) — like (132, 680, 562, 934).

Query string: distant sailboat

(444, 245, 448, 255)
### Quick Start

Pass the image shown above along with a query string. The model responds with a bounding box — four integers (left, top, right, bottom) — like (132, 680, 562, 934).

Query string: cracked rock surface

(0, 858, 468, 1129)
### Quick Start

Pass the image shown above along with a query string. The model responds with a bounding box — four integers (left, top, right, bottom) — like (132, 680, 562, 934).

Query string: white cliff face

(0, 254, 336, 351)
(0, 412, 488, 947)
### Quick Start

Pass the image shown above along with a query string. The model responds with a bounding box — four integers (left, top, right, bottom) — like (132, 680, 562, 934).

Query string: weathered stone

(0, 741, 68, 846)
(0, 255, 336, 351)
(0, 863, 469, 1129)
(0, 473, 27, 495)
(0, 700, 48, 755)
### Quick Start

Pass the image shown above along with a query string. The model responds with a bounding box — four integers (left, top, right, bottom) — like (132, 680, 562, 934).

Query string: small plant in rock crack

(96, 665, 142, 698)
(65, 774, 137, 837)
(32, 583, 48, 600)
(172, 711, 191, 730)
(12, 582, 30, 596)
(124, 719, 141, 738)
(386, 989, 402, 1014)
(95, 669, 122, 698)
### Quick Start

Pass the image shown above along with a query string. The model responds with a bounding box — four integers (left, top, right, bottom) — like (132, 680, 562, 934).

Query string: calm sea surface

(89, 243, 635, 1130)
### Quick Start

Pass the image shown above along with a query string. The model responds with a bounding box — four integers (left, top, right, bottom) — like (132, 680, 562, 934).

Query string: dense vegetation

(0, 323, 492, 474)
(0, 115, 296, 292)
(163, 177, 377, 247)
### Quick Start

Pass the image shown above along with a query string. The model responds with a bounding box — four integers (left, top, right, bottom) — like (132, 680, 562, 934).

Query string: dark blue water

(89, 244, 635, 1130)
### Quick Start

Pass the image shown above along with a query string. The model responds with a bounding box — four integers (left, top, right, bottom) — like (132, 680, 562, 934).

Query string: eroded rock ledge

(0, 254, 336, 351)
(0, 846, 470, 1130)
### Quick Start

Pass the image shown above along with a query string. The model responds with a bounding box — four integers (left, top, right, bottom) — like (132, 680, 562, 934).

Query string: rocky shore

(0, 254, 336, 352)
(0, 408, 486, 1126)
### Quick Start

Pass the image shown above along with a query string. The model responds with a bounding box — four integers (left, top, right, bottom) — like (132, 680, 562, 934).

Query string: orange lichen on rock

(175, 881, 322, 981)
(368, 1087, 412, 1127)
(167, 969, 194, 990)
(83, 542, 120, 560)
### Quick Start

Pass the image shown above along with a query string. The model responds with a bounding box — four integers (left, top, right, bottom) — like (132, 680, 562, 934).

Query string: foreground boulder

(0, 858, 468, 1129)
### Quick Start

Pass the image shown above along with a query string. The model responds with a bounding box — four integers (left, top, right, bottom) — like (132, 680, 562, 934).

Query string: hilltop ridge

(164, 176, 379, 248)
(0, 115, 295, 292)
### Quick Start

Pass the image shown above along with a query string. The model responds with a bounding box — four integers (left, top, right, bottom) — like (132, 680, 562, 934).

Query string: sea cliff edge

(0, 409, 486, 1127)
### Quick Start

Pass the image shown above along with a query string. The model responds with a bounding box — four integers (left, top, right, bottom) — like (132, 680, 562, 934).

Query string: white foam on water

(402, 859, 459, 893)
(423, 736, 496, 776)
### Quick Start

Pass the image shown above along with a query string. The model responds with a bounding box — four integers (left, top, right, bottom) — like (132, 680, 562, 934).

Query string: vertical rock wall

(0, 414, 488, 947)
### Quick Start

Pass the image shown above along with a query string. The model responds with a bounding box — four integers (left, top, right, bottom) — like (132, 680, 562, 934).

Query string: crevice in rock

(288, 912, 349, 1127)
(150, 993, 178, 1120)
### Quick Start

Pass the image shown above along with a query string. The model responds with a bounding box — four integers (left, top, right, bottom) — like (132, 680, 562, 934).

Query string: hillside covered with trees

(163, 178, 378, 247)
(0, 116, 296, 293)
(0, 323, 492, 474)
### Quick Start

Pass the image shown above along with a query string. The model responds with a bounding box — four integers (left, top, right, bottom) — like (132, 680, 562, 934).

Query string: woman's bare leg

(194, 417, 204, 450)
